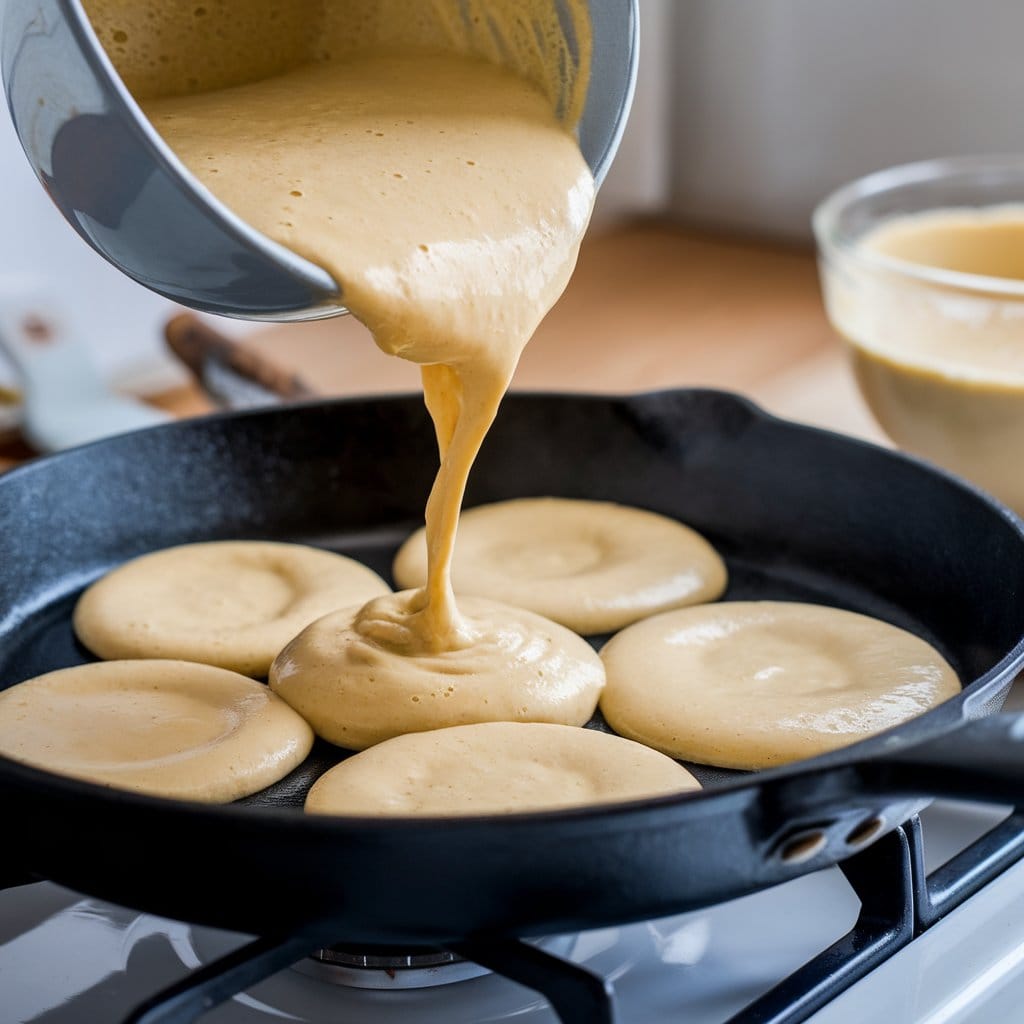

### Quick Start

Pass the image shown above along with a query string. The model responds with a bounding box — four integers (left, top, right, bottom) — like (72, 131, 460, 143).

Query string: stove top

(3, 796, 1023, 1024)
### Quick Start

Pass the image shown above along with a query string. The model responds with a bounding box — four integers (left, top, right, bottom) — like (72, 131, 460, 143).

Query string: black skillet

(2, 389, 1024, 946)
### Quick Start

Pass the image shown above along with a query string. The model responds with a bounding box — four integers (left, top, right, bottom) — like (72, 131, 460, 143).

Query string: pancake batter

(394, 498, 728, 634)
(826, 204, 1024, 511)
(866, 205, 1024, 286)
(269, 592, 604, 750)
(305, 721, 700, 816)
(90, 5, 599, 723)
(0, 660, 313, 801)
(73, 541, 390, 677)
(600, 601, 960, 769)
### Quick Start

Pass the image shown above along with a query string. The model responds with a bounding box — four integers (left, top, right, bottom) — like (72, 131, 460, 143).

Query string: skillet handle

(759, 713, 1024, 832)
(860, 713, 1024, 804)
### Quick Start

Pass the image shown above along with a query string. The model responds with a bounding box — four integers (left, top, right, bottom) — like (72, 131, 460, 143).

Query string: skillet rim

(1, 387, 1023, 836)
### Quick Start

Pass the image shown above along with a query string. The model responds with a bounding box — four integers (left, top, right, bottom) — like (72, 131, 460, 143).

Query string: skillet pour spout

(1, 389, 1024, 942)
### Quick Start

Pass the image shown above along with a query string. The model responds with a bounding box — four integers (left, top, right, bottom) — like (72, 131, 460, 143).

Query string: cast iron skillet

(2, 389, 1024, 945)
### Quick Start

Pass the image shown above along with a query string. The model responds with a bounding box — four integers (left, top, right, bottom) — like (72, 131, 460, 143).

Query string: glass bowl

(813, 155, 1024, 512)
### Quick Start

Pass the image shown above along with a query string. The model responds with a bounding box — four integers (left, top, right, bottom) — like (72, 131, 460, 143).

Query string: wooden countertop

(220, 221, 885, 443)
(0, 222, 886, 469)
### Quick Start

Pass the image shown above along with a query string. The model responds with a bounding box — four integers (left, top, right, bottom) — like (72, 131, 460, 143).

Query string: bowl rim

(51, 0, 348, 321)
(812, 153, 1024, 300)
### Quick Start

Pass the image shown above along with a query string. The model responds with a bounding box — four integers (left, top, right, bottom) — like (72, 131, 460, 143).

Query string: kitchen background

(2, 0, 1024, 394)
(5, 6, 1024, 1023)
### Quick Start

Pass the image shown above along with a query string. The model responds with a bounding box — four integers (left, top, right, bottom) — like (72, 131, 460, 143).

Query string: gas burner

(295, 937, 577, 989)
(314, 945, 467, 971)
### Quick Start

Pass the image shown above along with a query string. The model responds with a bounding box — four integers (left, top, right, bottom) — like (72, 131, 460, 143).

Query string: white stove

(5, 686, 1024, 1024)
(3, 802, 1023, 1023)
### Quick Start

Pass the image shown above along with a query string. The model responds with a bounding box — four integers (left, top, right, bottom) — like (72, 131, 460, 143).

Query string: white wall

(665, 0, 1024, 239)
(0, 1, 180, 389)
(592, 0, 673, 226)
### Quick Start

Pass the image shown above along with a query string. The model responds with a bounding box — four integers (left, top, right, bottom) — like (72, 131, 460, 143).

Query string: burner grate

(123, 933, 330, 1024)
(726, 822, 914, 1024)
(907, 809, 1024, 931)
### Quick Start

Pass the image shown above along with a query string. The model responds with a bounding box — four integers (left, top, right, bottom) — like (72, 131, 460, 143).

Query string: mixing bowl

(2, 0, 637, 321)
(814, 155, 1024, 512)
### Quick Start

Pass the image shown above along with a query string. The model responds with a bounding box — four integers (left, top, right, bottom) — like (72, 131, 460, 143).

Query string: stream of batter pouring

(86, 2, 595, 656)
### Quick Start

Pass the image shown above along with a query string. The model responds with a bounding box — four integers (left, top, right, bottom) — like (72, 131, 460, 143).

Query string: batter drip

(126, 21, 596, 710)
(270, 592, 604, 750)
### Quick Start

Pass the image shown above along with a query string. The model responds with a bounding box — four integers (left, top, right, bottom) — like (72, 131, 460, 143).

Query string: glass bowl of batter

(813, 155, 1024, 512)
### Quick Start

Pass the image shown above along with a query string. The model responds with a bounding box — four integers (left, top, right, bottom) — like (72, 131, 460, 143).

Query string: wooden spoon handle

(164, 314, 317, 406)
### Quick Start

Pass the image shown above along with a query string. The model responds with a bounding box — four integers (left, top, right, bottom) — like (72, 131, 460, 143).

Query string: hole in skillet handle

(845, 815, 885, 849)
(777, 830, 829, 865)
